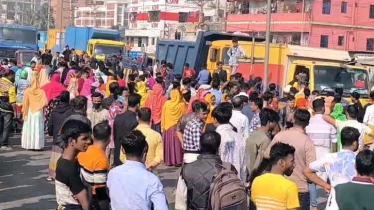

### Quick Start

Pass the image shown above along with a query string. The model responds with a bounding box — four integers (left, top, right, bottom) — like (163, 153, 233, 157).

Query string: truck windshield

(314, 65, 369, 98)
(94, 45, 123, 55)
(0, 27, 37, 45)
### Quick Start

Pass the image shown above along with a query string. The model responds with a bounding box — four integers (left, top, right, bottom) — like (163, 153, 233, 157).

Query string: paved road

(0, 133, 327, 210)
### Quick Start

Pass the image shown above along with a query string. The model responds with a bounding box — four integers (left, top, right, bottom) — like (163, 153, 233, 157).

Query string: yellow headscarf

(22, 72, 48, 121)
(161, 90, 187, 132)
(205, 93, 215, 124)
(137, 80, 147, 107)
(105, 77, 115, 98)
(38, 67, 50, 87)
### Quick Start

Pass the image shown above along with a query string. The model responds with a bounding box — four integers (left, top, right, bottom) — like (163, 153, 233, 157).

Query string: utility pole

(263, 0, 271, 91)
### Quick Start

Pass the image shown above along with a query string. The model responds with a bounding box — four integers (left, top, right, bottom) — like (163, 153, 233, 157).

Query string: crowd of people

(1, 45, 374, 210)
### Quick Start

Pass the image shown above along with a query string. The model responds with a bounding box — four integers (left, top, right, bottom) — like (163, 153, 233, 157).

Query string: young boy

(55, 119, 92, 210)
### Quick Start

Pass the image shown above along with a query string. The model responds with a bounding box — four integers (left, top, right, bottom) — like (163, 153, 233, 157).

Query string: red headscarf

(144, 84, 167, 124)
(187, 88, 207, 112)
(41, 74, 66, 102)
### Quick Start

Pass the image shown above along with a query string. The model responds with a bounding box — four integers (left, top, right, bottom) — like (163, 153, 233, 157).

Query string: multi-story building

(0, 0, 42, 23)
(74, 0, 128, 29)
(125, 0, 218, 53)
(52, 0, 76, 29)
(227, 0, 374, 51)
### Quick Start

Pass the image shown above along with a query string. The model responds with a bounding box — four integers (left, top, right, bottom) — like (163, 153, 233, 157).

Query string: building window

(367, 39, 374, 51)
(322, 0, 331, 14)
(338, 36, 344, 46)
(148, 10, 160, 22)
(370, 5, 374, 18)
(320, 35, 329, 48)
(179, 12, 188, 23)
(341, 1, 347, 13)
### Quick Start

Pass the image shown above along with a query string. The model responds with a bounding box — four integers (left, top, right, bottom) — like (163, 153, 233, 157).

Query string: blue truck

(0, 23, 38, 63)
(38, 31, 48, 52)
(65, 27, 126, 61)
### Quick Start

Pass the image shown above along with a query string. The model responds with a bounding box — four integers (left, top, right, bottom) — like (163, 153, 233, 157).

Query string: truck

(0, 23, 38, 63)
(65, 27, 126, 61)
(38, 31, 48, 53)
(156, 31, 370, 103)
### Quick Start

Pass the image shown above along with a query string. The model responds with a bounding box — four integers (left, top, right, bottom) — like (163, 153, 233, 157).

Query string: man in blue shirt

(107, 130, 168, 210)
(210, 80, 222, 105)
(197, 64, 211, 85)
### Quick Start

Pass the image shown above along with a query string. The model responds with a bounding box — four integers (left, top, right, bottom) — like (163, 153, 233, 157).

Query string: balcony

(227, 0, 312, 32)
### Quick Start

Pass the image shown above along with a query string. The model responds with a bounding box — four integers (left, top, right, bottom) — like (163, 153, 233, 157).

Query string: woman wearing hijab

(38, 66, 50, 87)
(67, 73, 79, 99)
(161, 89, 187, 166)
(144, 83, 166, 133)
(204, 93, 216, 124)
(330, 95, 347, 151)
(41, 73, 66, 102)
(15, 70, 30, 129)
(80, 77, 94, 97)
(21, 73, 48, 150)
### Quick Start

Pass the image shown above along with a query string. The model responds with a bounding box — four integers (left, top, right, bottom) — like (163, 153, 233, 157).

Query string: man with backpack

(180, 131, 247, 210)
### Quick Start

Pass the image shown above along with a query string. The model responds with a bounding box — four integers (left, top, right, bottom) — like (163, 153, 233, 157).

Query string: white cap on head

(283, 85, 292, 93)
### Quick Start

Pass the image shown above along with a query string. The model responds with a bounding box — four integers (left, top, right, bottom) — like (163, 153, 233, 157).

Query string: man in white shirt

(304, 127, 359, 210)
(213, 105, 247, 182)
(153, 60, 159, 78)
(107, 130, 168, 210)
(306, 98, 337, 210)
(323, 105, 374, 151)
(230, 97, 250, 140)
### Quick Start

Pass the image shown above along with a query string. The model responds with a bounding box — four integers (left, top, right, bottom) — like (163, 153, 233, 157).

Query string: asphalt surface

(0, 133, 327, 210)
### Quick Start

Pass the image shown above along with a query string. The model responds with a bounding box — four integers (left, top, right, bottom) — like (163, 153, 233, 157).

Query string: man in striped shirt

(305, 98, 337, 210)
(78, 121, 111, 209)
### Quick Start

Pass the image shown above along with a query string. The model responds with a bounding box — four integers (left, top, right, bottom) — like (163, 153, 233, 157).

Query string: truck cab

(15, 50, 38, 64)
(87, 39, 126, 61)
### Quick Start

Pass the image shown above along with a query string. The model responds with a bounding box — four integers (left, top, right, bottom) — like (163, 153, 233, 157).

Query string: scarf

(204, 93, 215, 124)
(105, 76, 116, 98)
(22, 74, 47, 121)
(144, 84, 166, 124)
(187, 88, 206, 112)
(38, 67, 50, 87)
(80, 77, 94, 96)
(161, 90, 186, 132)
(41, 74, 66, 102)
(331, 103, 347, 151)
(67, 74, 79, 99)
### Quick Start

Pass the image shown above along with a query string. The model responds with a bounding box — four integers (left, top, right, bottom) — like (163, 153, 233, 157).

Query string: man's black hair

(120, 130, 147, 158)
(109, 82, 119, 95)
(260, 108, 280, 126)
(370, 91, 374, 101)
(312, 90, 319, 95)
(356, 149, 374, 176)
(262, 91, 273, 102)
(175, 74, 182, 81)
(212, 80, 220, 89)
(128, 82, 137, 94)
(200, 131, 221, 154)
(167, 63, 173, 69)
(212, 106, 232, 124)
(312, 98, 325, 112)
(71, 95, 87, 111)
(61, 119, 91, 148)
(91, 92, 103, 99)
(128, 93, 141, 107)
(294, 109, 310, 128)
(340, 126, 360, 147)
(249, 92, 259, 102)
(287, 95, 295, 101)
(346, 104, 359, 119)
(190, 80, 198, 88)
(182, 78, 191, 85)
(304, 88, 311, 97)
(184, 63, 189, 68)
(351, 92, 360, 100)
(156, 76, 163, 84)
(60, 91, 70, 103)
(334, 94, 342, 103)
(128, 74, 136, 81)
(139, 74, 146, 81)
(138, 107, 151, 122)
(335, 87, 343, 96)
(172, 81, 180, 89)
(183, 90, 191, 102)
(239, 95, 249, 103)
(327, 91, 335, 97)
(192, 100, 208, 113)
(268, 83, 276, 91)
(241, 83, 250, 92)
(93, 120, 111, 142)
(269, 142, 295, 165)
(252, 98, 263, 110)
(232, 97, 243, 109)
(232, 37, 238, 43)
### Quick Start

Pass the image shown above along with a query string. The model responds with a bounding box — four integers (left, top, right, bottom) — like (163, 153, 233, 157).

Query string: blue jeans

(309, 183, 318, 208)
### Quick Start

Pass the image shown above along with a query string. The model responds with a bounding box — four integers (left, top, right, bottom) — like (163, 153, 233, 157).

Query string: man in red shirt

(183, 63, 195, 79)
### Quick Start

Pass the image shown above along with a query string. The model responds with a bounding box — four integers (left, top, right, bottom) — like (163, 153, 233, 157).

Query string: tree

(24, 3, 55, 30)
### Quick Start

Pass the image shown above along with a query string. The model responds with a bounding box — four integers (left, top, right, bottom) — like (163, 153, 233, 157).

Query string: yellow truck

(207, 41, 370, 103)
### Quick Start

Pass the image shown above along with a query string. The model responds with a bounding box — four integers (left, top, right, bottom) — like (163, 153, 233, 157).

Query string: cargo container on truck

(65, 27, 126, 61)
